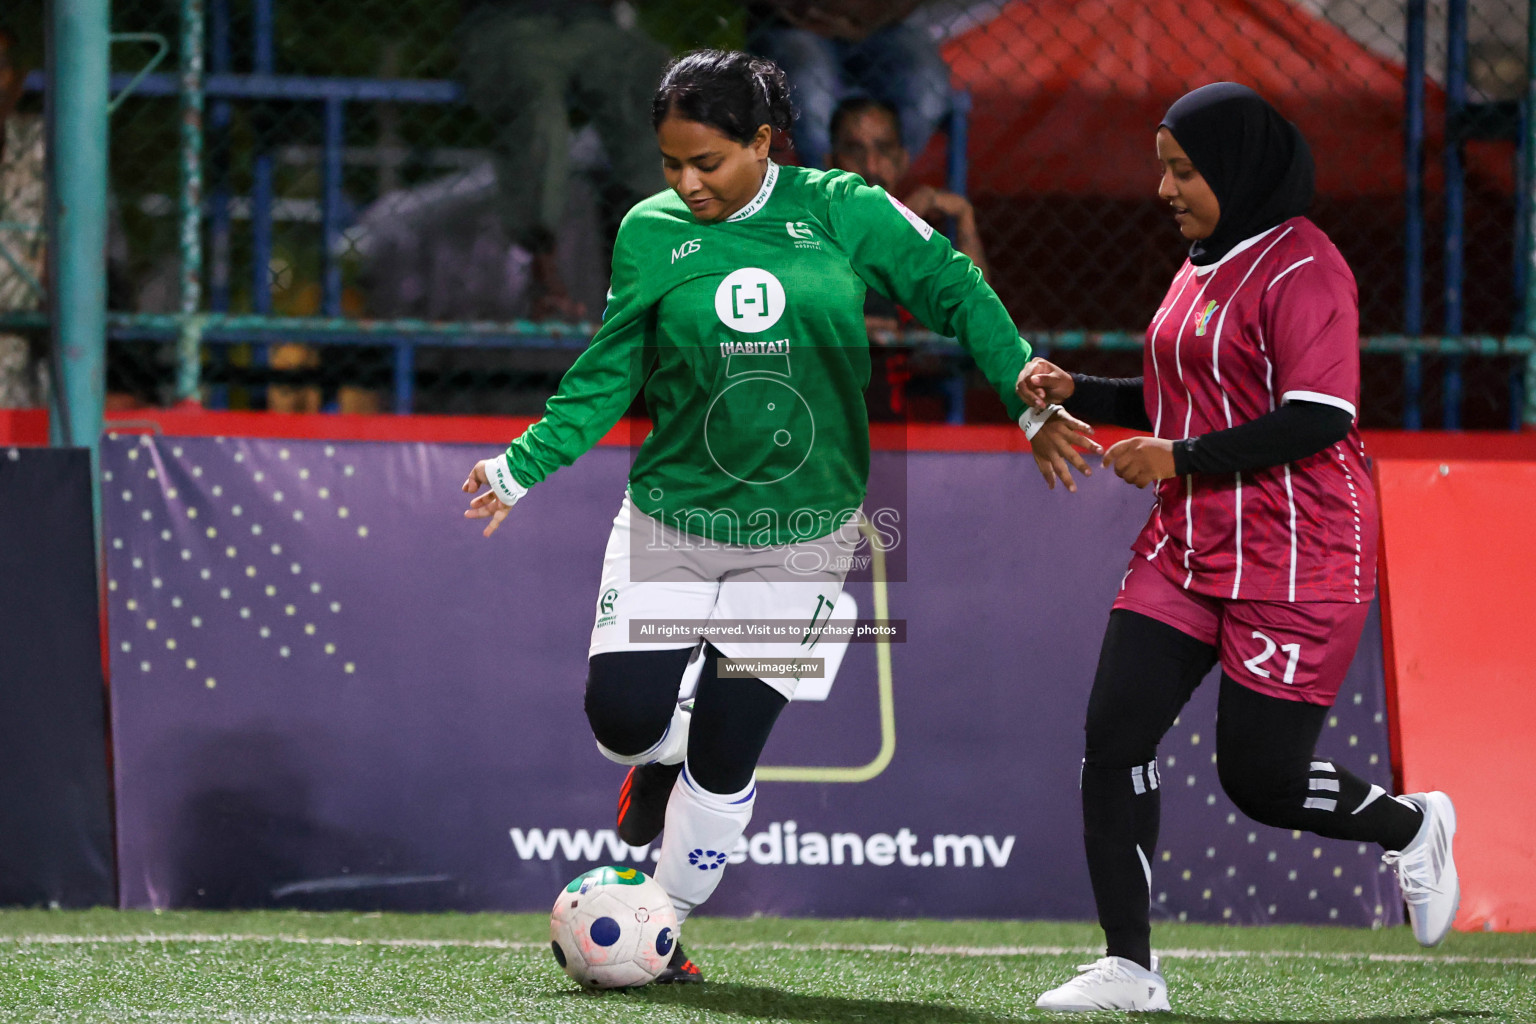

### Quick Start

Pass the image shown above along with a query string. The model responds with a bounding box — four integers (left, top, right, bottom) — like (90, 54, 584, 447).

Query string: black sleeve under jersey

(1064, 374, 1153, 431)
(1171, 401, 1354, 477)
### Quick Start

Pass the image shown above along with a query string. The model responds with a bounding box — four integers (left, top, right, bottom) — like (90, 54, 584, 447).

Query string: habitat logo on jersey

(715, 267, 787, 333)
(1194, 300, 1219, 337)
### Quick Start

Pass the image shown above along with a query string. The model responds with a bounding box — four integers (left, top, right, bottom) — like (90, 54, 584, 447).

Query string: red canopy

(915, 0, 1507, 198)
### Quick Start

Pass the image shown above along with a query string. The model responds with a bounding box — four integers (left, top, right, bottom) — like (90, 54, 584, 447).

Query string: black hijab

(1159, 82, 1314, 266)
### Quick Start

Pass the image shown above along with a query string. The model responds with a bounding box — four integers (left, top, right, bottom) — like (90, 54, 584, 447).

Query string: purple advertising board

(103, 433, 1401, 926)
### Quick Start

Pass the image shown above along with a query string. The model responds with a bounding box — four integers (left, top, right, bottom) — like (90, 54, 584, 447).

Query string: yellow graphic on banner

(757, 517, 896, 784)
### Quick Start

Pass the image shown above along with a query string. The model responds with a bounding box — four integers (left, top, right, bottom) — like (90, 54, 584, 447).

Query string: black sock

(1304, 759, 1424, 851)
(1082, 761, 1161, 971)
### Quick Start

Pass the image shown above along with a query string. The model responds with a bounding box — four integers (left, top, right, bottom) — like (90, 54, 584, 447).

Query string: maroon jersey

(1132, 216, 1376, 603)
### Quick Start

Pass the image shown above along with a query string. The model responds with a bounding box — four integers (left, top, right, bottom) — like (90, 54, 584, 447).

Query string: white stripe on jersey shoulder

(1267, 256, 1315, 290)
(726, 161, 780, 222)
(1193, 225, 1286, 276)
(1282, 390, 1358, 418)
(1211, 229, 1293, 387)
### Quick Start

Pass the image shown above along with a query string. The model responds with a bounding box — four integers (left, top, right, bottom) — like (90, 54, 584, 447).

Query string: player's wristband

(1017, 404, 1065, 441)
(484, 454, 530, 507)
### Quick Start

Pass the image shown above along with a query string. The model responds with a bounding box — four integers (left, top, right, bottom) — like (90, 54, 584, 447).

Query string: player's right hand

(1029, 411, 1100, 493)
(1016, 357, 1075, 410)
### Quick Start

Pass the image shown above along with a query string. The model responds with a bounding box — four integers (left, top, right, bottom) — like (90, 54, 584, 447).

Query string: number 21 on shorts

(1243, 631, 1300, 685)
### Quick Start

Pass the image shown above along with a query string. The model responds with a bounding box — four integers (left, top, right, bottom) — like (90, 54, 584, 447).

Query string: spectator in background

(828, 95, 988, 420)
(2, 26, 139, 410)
(455, 0, 669, 320)
(353, 130, 613, 416)
(0, 25, 48, 409)
(747, 1, 950, 171)
(829, 95, 988, 281)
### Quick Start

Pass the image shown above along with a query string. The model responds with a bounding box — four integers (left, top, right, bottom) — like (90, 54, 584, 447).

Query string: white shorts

(588, 493, 860, 699)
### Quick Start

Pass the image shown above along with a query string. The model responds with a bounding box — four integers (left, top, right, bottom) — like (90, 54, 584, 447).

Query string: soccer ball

(549, 866, 678, 988)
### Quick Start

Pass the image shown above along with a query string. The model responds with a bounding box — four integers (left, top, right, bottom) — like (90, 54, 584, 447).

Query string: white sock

(594, 702, 691, 767)
(653, 766, 755, 924)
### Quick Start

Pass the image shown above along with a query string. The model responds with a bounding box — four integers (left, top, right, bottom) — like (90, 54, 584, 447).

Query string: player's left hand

(1029, 411, 1101, 493)
(462, 460, 515, 538)
(1102, 436, 1176, 488)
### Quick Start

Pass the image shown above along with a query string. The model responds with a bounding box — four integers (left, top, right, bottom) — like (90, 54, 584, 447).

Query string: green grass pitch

(0, 909, 1531, 1022)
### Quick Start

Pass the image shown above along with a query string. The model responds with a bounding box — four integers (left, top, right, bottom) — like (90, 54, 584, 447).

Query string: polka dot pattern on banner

(1153, 664, 1401, 928)
(102, 436, 370, 693)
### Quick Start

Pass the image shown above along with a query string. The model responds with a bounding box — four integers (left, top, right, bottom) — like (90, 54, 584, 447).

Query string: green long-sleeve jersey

(501, 162, 1032, 546)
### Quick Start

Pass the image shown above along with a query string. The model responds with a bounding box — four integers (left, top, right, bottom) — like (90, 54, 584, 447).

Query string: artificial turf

(0, 909, 1530, 1023)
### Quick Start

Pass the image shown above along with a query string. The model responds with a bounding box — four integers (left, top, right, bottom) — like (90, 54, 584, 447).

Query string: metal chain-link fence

(2, 0, 1531, 426)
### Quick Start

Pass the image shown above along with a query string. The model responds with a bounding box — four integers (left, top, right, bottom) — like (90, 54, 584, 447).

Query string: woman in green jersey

(461, 49, 1089, 981)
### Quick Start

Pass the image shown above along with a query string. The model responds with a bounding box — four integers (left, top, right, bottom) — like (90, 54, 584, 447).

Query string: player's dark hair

(652, 49, 794, 145)
(829, 95, 902, 148)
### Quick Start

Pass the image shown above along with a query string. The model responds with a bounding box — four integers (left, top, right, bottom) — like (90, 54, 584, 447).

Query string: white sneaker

(1382, 791, 1459, 946)
(1035, 955, 1170, 1012)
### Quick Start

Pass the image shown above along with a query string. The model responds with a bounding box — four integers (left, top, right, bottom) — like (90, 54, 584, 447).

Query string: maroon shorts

(1111, 558, 1370, 706)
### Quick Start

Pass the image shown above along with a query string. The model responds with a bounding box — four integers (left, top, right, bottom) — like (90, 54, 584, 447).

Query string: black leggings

(1085, 609, 1413, 838)
(1082, 609, 1420, 968)
(584, 643, 787, 795)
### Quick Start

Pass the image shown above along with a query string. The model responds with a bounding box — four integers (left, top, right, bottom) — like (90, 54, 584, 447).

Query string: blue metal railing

(18, 2, 1536, 428)
(1404, 0, 1427, 430)
(1528, 0, 1536, 425)
(22, 51, 978, 415)
(1443, 0, 1469, 429)
(2, 310, 1531, 422)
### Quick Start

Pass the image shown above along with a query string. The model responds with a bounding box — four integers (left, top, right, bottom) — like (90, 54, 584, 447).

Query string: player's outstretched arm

(830, 176, 1030, 420)
(463, 215, 658, 530)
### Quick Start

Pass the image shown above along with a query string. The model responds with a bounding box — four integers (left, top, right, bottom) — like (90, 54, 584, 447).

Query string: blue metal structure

(1443, 0, 1469, 429)
(1517, 90, 1531, 428)
(252, 0, 276, 316)
(176, 0, 206, 404)
(1528, 0, 1536, 426)
(16, 1, 1536, 428)
(46, 0, 111, 450)
(1404, 0, 1427, 430)
(209, 0, 233, 314)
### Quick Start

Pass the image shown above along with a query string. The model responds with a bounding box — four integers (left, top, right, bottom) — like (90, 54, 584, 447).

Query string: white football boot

(1035, 954, 1170, 1012)
(1382, 791, 1460, 946)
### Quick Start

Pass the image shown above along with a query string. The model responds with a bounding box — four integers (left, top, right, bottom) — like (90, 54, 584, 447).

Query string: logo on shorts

(1194, 300, 1219, 337)
(688, 848, 727, 870)
(596, 588, 619, 628)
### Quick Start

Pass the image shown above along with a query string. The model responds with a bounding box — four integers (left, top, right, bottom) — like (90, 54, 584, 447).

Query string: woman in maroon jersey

(1018, 83, 1459, 1012)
